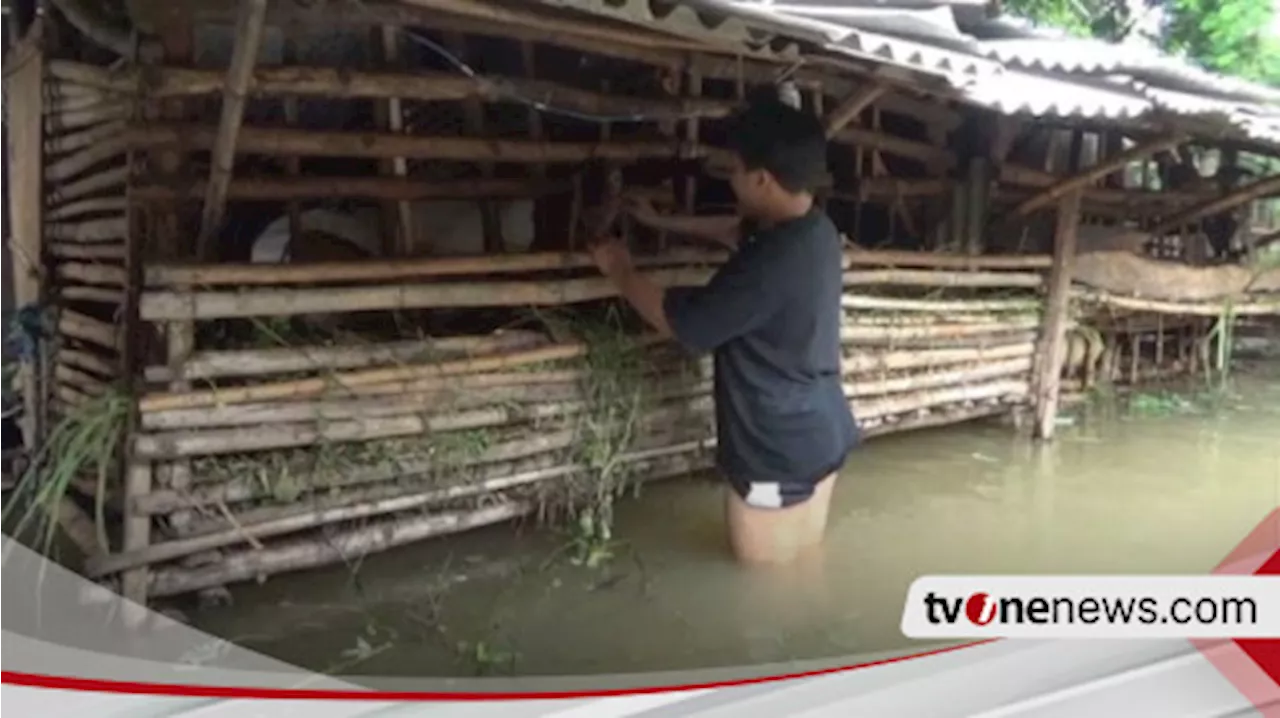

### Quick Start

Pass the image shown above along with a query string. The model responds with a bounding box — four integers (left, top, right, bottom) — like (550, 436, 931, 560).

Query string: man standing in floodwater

(587, 95, 859, 566)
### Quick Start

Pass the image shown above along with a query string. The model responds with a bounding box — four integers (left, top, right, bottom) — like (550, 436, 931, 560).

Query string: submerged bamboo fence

(72, 249, 1053, 601)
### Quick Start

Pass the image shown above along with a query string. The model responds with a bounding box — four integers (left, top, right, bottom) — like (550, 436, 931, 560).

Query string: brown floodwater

(188, 361, 1280, 678)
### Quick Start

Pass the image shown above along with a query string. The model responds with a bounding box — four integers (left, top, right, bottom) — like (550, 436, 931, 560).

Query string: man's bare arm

(589, 237, 675, 339)
(613, 269, 674, 339)
(625, 198, 741, 250)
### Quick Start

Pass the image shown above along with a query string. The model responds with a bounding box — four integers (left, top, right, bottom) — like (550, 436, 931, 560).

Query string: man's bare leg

(724, 473, 837, 566)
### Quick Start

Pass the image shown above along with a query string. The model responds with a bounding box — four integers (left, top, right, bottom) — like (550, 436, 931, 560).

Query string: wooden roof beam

(823, 84, 888, 138)
(196, 0, 268, 260)
(1002, 134, 1188, 221)
(1147, 174, 1280, 237)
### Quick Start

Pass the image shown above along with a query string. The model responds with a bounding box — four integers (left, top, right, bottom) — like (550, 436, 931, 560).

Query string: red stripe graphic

(1, 640, 991, 701)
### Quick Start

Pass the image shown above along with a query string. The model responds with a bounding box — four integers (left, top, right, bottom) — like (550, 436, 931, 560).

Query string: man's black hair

(726, 93, 828, 194)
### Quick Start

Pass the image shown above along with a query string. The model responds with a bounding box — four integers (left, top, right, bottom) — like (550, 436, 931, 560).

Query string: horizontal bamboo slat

(139, 268, 715, 320)
(131, 176, 573, 203)
(142, 331, 552, 383)
(131, 124, 717, 164)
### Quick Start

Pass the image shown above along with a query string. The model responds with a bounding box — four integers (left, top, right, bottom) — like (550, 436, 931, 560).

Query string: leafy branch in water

(532, 306, 649, 568)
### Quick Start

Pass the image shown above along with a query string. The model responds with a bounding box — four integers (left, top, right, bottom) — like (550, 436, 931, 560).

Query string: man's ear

(754, 168, 779, 192)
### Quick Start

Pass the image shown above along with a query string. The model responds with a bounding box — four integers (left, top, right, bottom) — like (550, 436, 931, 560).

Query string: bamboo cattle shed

(5, 0, 1279, 613)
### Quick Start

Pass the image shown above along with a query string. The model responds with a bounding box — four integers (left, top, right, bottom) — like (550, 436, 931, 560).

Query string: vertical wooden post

(282, 38, 302, 244)
(444, 32, 502, 254)
(1033, 187, 1083, 441)
(1155, 314, 1165, 369)
(6, 21, 46, 448)
(121, 462, 153, 625)
(1128, 323, 1140, 385)
(964, 157, 991, 256)
(379, 26, 414, 256)
(196, 0, 268, 260)
(683, 69, 703, 215)
(164, 319, 194, 532)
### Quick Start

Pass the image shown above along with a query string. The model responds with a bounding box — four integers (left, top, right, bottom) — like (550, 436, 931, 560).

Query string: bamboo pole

(44, 135, 130, 184)
(134, 392, 714, 459)
(823, 84, 886, 138)
(141, 247, 1047, 287)
(165, 321, 196, 532)
(148, 501, 536, 597)
(8, 24, 45, 448)
(860, 403, 1008, 438)
(44, 120, 128, 156)
(196, 0, 268, 260)
(55, 364, 108, 396)
(137, 341, 651, 412)
(1077, 292, 1280, 317)
(131, 176, 571, 203)
(58, 348, 118, 379)
(59, 309, 122, 352)
(1005, 135, 1187, 219)
(843, 269, 1044, 289)
(56, 262, 128, 285)
(841, 295, 1043, 313)
(169, 369, 592, 406)
(134, 429, 582, 516)
(133, 402, 712, 516)
(48, 166, 129, 203)
(135, 62, 737, 117)
(138, 267, 715, 321)
(833, 125, 955, 168)
(142, 331, 551, 383)
(854, 379, 1029, 420)
(45, 88, 123, 111)
(1033, 188, 1083, 441)
(46, 196, 129, 221)
(53, 101, 132, 131)
(148, 451, 716, 598)
(48, 242, 126, 260)
(133, 124, 715, 165)
(60, 286, 126, 305)
(48, 217, 129, 242)
(842, 342, 1036, 374)
(845, 312, 1038, 326)
(845, 246, 1052, 270)
(444, 32, 502, 253)
(90, 440, 713, 577)
(845, 357, 1033, 397)
(120, 462, 153, 618)
(46, 59, 135, 92)
(376, 26, 412, 256)
(840, 319, 1041, 343)
(1146, 174, 1280, 238)
(139, 379, 707, 431)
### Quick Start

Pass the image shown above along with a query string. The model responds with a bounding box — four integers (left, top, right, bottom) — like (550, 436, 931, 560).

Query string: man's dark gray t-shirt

(662, 207, 859, 505)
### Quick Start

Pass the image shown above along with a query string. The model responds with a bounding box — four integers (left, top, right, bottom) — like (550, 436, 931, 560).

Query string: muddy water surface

(190, 365, 1280, 678)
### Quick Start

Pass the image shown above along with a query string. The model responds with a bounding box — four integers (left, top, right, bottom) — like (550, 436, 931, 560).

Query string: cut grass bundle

(2, 386, 128, 561)
(531, 306, 657, 566)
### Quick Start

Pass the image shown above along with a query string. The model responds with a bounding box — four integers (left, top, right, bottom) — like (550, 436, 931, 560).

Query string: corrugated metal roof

(531, 0, 1280, 147)
(537, 0, 1001, 76)
(960, 70, 1150, 119)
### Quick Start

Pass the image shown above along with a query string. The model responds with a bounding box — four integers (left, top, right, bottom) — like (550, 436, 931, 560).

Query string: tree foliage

(999, 0, 1280, 85)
